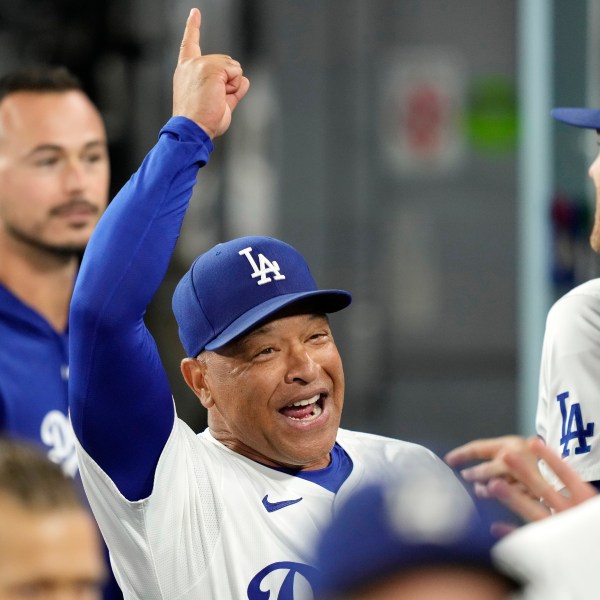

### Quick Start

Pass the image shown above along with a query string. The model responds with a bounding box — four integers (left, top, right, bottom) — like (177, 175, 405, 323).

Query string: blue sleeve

(69, 117, 213, 501)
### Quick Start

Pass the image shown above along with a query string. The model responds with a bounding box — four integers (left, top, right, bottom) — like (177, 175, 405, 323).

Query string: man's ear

(180, 357, 214, 408)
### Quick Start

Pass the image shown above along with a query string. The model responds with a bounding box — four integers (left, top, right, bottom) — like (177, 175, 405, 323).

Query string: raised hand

(486, 437, 597, 523)
(172, 8, 250, 139)
(445, 435, 537, 487)
(445, 435, 544, 530)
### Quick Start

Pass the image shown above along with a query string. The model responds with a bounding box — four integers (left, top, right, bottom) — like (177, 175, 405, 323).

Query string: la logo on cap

(238, 246, 287, 286)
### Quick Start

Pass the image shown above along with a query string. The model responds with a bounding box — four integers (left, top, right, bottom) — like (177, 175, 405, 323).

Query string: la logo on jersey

(239, 247, 286, 286)
(556, 391, 595, 457)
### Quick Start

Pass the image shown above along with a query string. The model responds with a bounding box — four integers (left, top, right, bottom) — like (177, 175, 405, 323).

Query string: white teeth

(289, 394, 319, 408)
(288, 402, 323, 421)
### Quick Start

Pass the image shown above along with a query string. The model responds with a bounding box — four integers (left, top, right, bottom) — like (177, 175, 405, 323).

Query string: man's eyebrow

(237, 313, 329, 347)
(26, 139, 107, 157)
(232, 324, 274, 351)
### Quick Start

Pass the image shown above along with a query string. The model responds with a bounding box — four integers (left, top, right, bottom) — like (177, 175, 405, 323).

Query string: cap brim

(551, 107, 600, 129)
(205, 289, 352, 351)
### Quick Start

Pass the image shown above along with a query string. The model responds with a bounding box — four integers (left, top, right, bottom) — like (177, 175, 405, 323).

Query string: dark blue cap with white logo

(552, 107, 600, 129)
(172, 236, 352, 357)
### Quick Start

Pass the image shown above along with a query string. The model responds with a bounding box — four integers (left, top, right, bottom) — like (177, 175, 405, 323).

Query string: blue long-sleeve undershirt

(69, 117, 213, 501)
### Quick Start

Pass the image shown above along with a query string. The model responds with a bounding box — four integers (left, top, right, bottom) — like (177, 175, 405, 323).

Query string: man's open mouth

(280, 394, 323, 421)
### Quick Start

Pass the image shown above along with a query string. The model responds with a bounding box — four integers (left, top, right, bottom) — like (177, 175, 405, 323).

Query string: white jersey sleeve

(536, 279, 600, 488)
(492, 495, 600, 599)
(75, 419, 469, 600)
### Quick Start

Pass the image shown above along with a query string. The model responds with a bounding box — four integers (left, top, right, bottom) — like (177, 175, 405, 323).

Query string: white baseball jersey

(76, 418, 469, 600)
(536, 278, 600, 488)
(493, 495, 600, 599)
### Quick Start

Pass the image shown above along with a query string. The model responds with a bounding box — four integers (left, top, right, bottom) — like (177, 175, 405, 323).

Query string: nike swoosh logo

(262, 494, 303, 513)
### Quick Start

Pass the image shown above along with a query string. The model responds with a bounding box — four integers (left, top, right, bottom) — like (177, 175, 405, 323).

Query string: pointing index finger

(445, 439, 501, 466)
(179, 7, 202, 63)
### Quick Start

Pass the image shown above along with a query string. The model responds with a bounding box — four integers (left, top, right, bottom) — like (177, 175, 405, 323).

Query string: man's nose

(284, 345, 319, 384)
(63, 159, 87, 192)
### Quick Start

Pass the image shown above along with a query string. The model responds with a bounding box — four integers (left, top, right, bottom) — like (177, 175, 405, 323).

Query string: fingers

(478, 437, 598, 522)
(224, 69, 247, 93)
(225, 75, 250, 111)
(473, 481, 493, 498)
(448, 435, 598, 525)
(500, 447, 552, 501)
(487, 477, 552, 522)
(525, 438, 597, 509)
(220, 62, 249, 109)
(179, 7, 202, 64)
(458, 461, 512, 483)
(498, 440, 590, 515)
(445, 435, 539, 487)
(444, 436, 515, 467)
(445, 438, 517, 484)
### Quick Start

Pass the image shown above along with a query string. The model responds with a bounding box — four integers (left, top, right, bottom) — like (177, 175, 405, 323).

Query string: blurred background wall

(1, 0, 597, 455)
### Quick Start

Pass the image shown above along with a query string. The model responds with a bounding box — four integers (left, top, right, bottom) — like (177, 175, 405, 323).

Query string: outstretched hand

(485, 437, 597, 522)
(445, 435, 537, 490)
(446, 435, 598, 535)
(172, 8, 250, 139)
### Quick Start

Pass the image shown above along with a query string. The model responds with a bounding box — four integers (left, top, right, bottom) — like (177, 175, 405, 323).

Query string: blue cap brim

(551, 107, 600, 129)
(204, 289, 351, 351)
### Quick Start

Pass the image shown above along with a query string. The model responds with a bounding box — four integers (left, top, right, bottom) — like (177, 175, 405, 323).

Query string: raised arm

(69, 8, 249, 501)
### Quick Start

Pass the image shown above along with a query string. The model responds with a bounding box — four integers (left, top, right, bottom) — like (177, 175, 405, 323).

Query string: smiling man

(69, 8, 469, 600)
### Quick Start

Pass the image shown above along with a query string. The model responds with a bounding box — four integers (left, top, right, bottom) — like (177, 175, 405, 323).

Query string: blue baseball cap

(313, 472, 521, 596)
(172, 236, 352, 357)
(551, 107, 600, 129)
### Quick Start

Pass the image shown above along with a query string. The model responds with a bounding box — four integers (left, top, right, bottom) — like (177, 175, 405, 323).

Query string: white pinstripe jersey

(76, 418, 469, 600)
(493, 494, 600, 599)
(536, 278, 600, 488)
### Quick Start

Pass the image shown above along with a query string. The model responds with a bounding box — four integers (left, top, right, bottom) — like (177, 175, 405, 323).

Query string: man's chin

(43, 241, 88, 259)
(7, 225, 88, 258)
(26, 238, 87, 259)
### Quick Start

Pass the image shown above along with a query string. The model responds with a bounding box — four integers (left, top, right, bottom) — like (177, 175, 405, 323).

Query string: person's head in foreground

(175, 235, 352, 471)
(313, 468, 523, 600)
(0, 437, 106, 599)
(552, 106, 600, 253)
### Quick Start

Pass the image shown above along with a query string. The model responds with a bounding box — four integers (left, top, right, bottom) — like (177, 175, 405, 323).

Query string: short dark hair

(0, 437, 80, 510)
(0, 66, 83, 103)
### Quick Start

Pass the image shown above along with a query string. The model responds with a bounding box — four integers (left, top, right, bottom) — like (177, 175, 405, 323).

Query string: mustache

(49, 199, 99, 216)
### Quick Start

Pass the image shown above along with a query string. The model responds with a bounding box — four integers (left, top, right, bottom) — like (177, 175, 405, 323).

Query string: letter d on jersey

(239, 246, 286, 286)
(247, 562, 318, 600)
